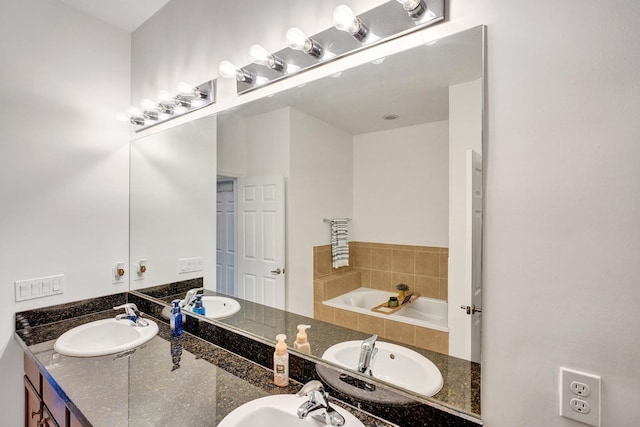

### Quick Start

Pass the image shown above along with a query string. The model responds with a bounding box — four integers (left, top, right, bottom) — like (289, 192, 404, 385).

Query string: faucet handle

(296, 380, 325, 399)
(114, 303, 139, 317)
(180, 287, 204, 307)
(363, 334, 377, 347)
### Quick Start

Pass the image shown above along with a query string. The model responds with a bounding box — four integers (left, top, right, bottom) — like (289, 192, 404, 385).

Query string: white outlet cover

(559, 367, 601, 427)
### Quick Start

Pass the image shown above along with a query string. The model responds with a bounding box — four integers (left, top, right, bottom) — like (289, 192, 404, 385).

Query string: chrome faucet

(179, 287, 204, 309)
(296, 380, 345, 426)
(114, 303, 149, 326)
(357, 335, 378, 375)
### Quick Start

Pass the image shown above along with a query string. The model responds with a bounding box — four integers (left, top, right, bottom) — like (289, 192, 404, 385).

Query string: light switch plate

(177, 257, 203, 274)
(15, 274, 64, 301)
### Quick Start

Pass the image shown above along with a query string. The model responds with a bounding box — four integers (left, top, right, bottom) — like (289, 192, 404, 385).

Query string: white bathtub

(323, 287, 448, 332)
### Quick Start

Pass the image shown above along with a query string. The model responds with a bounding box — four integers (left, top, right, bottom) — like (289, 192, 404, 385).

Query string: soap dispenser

(274, 334, 289, 387)
(192, 294, 206, 316)
(293, 324, 311, 355)
(170, 299, 183, 336)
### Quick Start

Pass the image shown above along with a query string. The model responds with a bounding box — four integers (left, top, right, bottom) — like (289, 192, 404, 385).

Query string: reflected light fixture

(130, 104, 158, 121)
(249, 44, 288, 73)
(120, 79, 216, 130)
(116, 112, 144, 126)
(141, 98, 174, 116)
(333, 5, 368, 42)
(286, 27, 324, 59)
(396, 0, 428, 20)
(219, 60, 256, 83)
(176, 81, 208, 99)
(158, 90, 191, 108)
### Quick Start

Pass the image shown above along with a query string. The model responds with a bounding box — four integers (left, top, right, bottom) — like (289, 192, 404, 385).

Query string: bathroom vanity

(16, 290, 481, 426)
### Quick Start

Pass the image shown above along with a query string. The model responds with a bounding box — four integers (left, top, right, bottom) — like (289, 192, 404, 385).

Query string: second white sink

(185, 295, 240, 319)
(322, 340, 444, 397)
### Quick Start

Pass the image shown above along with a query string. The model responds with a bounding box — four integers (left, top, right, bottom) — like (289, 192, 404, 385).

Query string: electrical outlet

(570, 381, 591, 397)
(559, 367, 601, 426)
(570, 398, 591, 414)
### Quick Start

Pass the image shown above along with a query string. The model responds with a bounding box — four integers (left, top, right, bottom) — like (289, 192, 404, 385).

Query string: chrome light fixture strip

(235, 0, 444, 94)
(134, 79, 217, 133)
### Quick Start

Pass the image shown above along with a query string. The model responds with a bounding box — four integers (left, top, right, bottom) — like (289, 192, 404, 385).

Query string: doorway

(216, 179, 236, 296)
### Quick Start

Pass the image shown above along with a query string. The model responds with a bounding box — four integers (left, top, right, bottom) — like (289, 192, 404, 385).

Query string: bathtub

(323, 287, 448, 332)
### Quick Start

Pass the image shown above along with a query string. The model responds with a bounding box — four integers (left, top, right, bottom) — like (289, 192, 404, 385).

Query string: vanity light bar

(118, 79, 217, 132)
(219, 0, 444, 94)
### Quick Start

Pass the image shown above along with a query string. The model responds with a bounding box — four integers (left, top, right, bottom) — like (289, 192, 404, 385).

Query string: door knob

(460, 304, 482, 315)
(270, 268, 284, 275)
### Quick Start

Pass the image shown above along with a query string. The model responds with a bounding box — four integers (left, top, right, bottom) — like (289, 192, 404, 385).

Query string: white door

(466, 149, 483, 363)
(216, 180, 236, 296)
(236, 175, 286, 309)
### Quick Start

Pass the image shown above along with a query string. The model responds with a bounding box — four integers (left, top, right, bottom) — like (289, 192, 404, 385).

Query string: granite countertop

(16, 307, 393, 427)
(16, 290, 483, 427)
(139, 280, 481, 417)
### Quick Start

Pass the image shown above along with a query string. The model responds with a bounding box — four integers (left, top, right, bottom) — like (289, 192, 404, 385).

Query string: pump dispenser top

(294, 324, 311, 354)
(275, 334, 287, 355)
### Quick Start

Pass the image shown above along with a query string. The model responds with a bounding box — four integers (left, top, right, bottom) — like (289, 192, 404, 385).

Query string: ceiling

(58, 0, 169, 32)
(222, 27, 483, 135)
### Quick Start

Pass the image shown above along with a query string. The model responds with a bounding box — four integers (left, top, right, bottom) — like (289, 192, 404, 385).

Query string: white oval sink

(218, 394, 364, 427)
(54, 318, 158, 357)
(185, 296, 240, 319)
(322, 340, 443, 397)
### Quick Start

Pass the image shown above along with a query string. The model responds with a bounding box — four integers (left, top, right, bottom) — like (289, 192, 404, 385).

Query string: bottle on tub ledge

(396, 283, 410, 302)
(274, 334, 289, 387)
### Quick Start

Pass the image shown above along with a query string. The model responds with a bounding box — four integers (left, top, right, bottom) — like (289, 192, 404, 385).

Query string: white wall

(130, 115, 217, 290)
(352, 121, 449, 246)
(217, 115, 248, 178)
(448, 79, 483, 360)
(132, 1, 640, 425)
(0, 1, 130, 425)
(289, 108, 354, 315)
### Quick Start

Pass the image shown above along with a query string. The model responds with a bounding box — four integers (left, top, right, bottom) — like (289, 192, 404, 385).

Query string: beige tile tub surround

(314, 242, 449, 300)
(313, 242, 449, 354)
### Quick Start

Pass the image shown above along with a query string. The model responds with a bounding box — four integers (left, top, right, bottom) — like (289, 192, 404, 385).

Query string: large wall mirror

(130, 26, 484, 419)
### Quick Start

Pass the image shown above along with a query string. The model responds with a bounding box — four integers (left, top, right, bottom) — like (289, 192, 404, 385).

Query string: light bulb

(286, 27, 308, 51)
(116, 111, 143, 125)
(395, 0, 426, 19)
(333, 5, 368, 41)
(249, 44, 271, 66)
(333, 5, 358, 32)
(219, 61, 239, 79)
(141, 99, 158, 110)
(158, 90, 174, 102)
(250, 44, 287, 73)
(127, 106, 142, 117)
(177, 81, 195, 95)
(176, 81, 207, 99)
(219, 60, 255, 83)
(286, 27, 324, 59)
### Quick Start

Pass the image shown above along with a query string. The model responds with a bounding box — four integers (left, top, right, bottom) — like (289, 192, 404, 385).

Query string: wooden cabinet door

(41, 406, 60, 427)
(24, 376, 42, 427)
